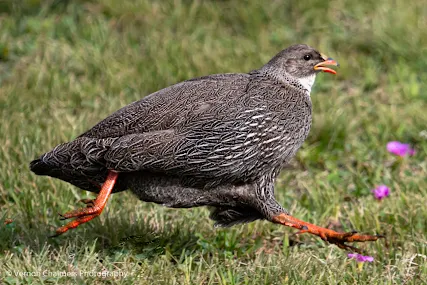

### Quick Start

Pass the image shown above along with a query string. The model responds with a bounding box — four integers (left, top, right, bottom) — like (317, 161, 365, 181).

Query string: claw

(58, 212, 67, 221)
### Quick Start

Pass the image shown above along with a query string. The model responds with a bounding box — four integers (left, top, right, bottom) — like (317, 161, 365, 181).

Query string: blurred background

(0, 0, 426, 284)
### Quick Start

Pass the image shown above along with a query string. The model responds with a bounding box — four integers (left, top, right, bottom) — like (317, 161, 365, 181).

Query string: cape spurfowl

(30, 44, 382, 252)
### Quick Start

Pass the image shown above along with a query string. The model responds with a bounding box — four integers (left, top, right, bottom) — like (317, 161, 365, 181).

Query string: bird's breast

(242, 98, 312, 171)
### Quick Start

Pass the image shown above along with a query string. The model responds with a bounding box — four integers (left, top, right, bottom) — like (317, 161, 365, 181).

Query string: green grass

(1, 0, 426, 284)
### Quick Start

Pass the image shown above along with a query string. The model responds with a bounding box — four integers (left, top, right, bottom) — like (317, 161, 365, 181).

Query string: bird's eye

(303, 54, 311, 61)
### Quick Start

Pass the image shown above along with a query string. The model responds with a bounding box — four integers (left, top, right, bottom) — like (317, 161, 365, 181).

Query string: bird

(30, 44, 382, 252)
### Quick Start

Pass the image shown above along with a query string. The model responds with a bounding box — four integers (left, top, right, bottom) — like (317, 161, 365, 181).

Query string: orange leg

(51, 170, 119, 237)
(272, 213, 383, 253)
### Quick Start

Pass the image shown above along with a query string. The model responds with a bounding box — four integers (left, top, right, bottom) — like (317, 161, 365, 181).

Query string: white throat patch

(297, 74, 316, 93)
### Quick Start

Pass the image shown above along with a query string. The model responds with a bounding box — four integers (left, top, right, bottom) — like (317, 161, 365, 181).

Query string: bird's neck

(255, 67, 316, 94)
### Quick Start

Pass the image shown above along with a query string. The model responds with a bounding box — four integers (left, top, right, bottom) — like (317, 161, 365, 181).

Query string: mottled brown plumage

(30, 44, 382, 251)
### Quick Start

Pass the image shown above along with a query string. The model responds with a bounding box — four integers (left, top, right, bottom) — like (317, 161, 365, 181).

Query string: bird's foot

(51, 171, 118, 237)
(56, 199, 95, 221)
(272, 213, 384, 253)
(51, 214, 99, 237)
(57, 198, 98, 220)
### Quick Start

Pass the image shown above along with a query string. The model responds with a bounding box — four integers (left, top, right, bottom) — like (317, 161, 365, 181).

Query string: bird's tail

(29, 158, 53, 176)
(29, 138, 113, 192)
(30, 140, 85, 175)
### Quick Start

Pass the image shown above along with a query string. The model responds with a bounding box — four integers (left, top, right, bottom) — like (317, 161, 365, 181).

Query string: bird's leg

(77, 179, 104, 208)
(52, 170, 118, 237)
(272, 213, 383, 253)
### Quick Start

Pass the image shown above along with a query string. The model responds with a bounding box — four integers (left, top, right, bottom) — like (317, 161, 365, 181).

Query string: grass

(0, 0, 426, 284)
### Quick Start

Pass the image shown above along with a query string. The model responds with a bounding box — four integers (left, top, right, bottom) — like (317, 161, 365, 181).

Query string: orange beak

(314, 53, 339, 75)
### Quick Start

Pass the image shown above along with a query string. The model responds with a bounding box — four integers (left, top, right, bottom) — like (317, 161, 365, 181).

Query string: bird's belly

(124, 172, 255, 208)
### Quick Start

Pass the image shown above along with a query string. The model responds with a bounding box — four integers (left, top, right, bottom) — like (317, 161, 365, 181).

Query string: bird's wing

(96, 106, 265, 181)
(80, 73, 250, 139)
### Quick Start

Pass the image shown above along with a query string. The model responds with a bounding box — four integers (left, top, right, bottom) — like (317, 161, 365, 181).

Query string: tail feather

(30, 158, 52, 176)
(29, 138, 124, 193)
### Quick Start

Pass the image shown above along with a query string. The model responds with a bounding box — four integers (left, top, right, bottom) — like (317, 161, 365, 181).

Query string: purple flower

(387, 141, 415, 157)
(348, 253, 374, 262)
(372, 185, 390, 200)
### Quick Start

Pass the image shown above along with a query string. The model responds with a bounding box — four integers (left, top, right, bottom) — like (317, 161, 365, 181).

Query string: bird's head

(261, 44, 339, 92)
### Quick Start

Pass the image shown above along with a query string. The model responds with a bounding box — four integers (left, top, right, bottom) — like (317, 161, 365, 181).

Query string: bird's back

(80, 73, 251, 139)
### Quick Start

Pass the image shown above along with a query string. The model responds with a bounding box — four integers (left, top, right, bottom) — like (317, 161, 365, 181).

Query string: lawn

(0, 0, 426, 284)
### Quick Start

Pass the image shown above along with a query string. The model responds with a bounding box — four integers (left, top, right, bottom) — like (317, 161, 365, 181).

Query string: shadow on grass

(103, 226, 201, 261)
(0, 215, 204, 262)
(0, 213, 306, 264)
